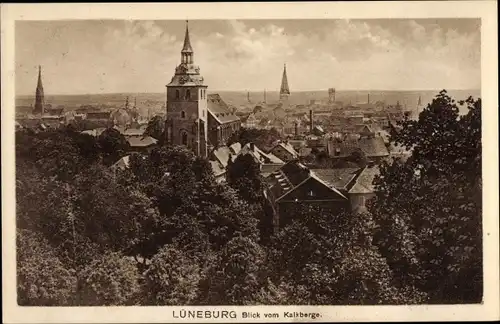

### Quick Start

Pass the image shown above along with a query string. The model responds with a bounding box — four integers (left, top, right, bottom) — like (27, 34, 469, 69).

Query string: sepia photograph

(2, 1, 499, 323)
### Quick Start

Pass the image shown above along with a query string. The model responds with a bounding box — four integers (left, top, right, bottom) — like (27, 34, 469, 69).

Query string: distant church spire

(418, 95, 422, 106)
(181, 20, 194, 64)
(279, 64, 290, 104)
(34, 65, 45, 115)
(280, 63, 290, 96)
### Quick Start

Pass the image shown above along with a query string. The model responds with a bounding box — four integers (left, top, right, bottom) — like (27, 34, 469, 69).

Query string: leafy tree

(17, 229, 77, 306)
(369, 90, 482, 303)
(142, 244, 201, 305)
(16, 129, 99, 181)
(226, 153, 265, 204)
(228, 127, 281, 150)
(144, 115, 165, 142)
(78, 252, 140, 306)
(206, 236, 267, 305)
(269, 204, 425, 305)
(98, 127, 129, 166)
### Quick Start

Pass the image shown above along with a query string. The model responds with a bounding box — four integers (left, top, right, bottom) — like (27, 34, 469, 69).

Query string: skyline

(16, 19, 481, 95)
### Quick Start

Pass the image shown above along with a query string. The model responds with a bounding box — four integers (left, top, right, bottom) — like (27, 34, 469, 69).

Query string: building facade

(165, 21, 208, 157)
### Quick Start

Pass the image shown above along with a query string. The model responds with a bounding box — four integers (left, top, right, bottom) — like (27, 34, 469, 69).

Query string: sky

(15, 19, 481, 95)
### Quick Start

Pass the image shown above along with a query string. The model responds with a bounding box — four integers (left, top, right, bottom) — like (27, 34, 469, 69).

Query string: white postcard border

(2, 1, 498, 323)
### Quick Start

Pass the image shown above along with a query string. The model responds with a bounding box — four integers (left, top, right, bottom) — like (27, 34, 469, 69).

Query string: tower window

(181, 111, 186, 118)
(181, 132, 188, 145)
(185, 89, 191, 100)
(175, 90, 180, 99)
(202, 109, 205, 117)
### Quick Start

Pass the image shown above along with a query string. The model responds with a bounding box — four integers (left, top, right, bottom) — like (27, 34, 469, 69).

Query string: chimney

(294, 121, 298, 136)
(309, 109, 313, 133)
(368, 93, 370, 104)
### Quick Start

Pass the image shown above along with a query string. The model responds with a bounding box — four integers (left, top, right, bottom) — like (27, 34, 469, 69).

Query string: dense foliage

(15, 90, 482, 305)
(369, 90, 482, 303)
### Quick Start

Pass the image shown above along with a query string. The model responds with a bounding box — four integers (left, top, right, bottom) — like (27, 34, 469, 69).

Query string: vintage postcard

(2, 1, 499, 323)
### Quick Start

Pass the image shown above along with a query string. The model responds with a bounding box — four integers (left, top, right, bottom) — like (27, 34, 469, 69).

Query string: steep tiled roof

(328, 137, 389, 158)
(207, 94, 230, 114)
(310, 168, 360, 191)
(239, 143, 284, 165)
(348, 166, 380, 194)
(267, 161, 349, 202)
(207, 94, 240, 124)
(358, 137, 389, 157)
(212, 146, 236, 168)
(273, 142, 299, 157)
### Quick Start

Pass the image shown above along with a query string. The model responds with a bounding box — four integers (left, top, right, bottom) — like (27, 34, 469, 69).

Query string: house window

(181, 111, 186, 118)
(181, 132, 188, 145)
(185, 89, 191, 100)
(308, 190, 314, 197)
(175, 90, 180, 99)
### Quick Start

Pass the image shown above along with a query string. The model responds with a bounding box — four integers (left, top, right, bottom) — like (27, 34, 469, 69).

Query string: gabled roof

(209, 160, 226, 177)
(310, 168, 360, 191)
(229, 142, 242, 155)
(239, 143, 284, 165)
(110, 155, 130, 171)
(348, 166, 380, 194)
(212, 145, 236, 168)
(328, 137, 389, 158)
(272, 141, 299, 157)
(267, 161, 349, 202)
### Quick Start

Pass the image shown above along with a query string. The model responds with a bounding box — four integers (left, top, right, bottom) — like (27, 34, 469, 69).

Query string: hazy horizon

(16, 19, 481, 96)
(16, 88, 481, 98)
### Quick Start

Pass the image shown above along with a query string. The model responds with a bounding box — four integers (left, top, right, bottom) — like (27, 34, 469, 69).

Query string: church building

(165, 21, 240, 156)
(165, 21, 209, 157)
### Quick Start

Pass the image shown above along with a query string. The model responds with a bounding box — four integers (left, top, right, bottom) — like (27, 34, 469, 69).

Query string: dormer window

(181, 111, 186, 118)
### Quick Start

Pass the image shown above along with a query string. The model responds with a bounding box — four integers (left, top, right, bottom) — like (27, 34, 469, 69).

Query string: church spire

(280, 63, 290, 96)
(34, 65, 45, 115)
(279, 64, 290, 103)
(181, 20, 194, 64)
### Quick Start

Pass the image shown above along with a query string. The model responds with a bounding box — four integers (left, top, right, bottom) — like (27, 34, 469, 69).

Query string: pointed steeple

(418, 95, 422, 106)
(34, 65, 45, 115)
(182, 20, 193, 53)
(280, 63, 290, 97)
(37, 65, 43, 89)
(180, 20, 194, 64)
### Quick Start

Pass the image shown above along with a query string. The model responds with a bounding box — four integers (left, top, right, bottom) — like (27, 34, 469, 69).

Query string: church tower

(34, 65, 45, 115)
(279, 63, 290, 103)
(165, 21, 208, 157)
